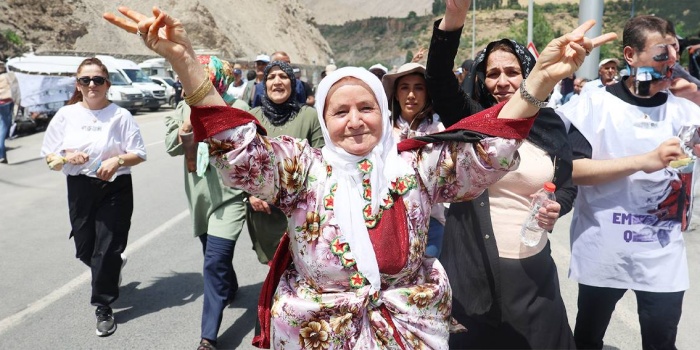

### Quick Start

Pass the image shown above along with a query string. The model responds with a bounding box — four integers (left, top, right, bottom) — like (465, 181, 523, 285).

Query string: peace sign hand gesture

(533, 20, 618, 85)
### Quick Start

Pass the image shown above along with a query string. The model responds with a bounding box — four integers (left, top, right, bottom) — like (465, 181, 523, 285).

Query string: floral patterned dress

(208, 118, 521, 349)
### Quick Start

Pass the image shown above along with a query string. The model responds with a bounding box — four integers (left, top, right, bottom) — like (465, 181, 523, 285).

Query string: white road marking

(146, 140, 164, 147)
(0, 209, 190, 335)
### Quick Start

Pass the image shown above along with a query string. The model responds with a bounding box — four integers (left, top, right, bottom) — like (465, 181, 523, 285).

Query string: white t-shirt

(41, 103, 147, 179)
(227, 82, 246, 100)
(557, 88, 697, 292)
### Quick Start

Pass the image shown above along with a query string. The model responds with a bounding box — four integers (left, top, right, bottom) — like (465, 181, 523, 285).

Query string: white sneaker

(118, 253, 127, 286)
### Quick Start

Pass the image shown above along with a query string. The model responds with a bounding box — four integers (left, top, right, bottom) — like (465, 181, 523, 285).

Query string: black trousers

(67, 174, 132, 307)
(574, 284, 684, 350)
(449, 242, 575, 349)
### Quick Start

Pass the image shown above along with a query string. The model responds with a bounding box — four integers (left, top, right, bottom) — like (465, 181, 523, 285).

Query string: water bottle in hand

(520, 182, 556, 247)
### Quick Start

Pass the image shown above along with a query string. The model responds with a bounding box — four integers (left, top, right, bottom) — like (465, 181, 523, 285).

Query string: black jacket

(425, 20, 577, 326)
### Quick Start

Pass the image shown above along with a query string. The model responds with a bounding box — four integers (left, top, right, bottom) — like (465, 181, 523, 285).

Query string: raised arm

(103, 7, 225, 107)
(426, 0, 482, 127)
(439, 0, 471, 32)
(499, 21, 617, 120)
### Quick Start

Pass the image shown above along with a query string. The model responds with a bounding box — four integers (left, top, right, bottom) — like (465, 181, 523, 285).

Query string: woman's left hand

(536, 201, 561, 232)
(96, 157, 120, 182)
(534, 20, 618, 85)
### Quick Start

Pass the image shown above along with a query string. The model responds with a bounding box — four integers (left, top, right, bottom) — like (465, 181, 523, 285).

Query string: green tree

(432, 0, 446, 16)
(407, 11, 417, 19)
(406, 50, 414, 63)
(508, 6, 556, 51)
(506, 0, 520, 9)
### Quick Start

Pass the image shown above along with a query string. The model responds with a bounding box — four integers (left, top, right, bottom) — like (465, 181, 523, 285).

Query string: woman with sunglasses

(41, 57, 147, 337)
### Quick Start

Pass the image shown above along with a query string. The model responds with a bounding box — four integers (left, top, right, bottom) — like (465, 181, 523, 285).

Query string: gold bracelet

(185, 78, 214, 106)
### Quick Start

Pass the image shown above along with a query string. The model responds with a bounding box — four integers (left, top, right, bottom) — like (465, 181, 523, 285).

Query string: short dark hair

(246, 69, 256, 81)
(623, 15, 672, 52)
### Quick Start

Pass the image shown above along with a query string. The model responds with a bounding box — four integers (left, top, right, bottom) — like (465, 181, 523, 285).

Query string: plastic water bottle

(520, 182, 556, 247)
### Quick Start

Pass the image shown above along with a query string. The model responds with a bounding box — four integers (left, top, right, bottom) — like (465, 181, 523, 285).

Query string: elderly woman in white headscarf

(105, 6, 605, 349)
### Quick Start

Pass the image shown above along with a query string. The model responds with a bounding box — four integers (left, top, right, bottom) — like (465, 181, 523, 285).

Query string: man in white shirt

(580, 57, 619, 95)
(557, 15, 699, 350)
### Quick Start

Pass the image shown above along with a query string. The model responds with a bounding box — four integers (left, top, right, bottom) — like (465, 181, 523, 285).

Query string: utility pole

(577, 0, 604, 79)
(630, 0, 635, 18)
(527, 0, 534, 46)
(471, 0, 476, 59)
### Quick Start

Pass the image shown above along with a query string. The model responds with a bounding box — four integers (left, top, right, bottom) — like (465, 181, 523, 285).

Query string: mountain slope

(0, 0, 333, 64)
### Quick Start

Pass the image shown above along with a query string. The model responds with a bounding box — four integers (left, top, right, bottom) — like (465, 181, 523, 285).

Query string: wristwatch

(117, 156, 125, 167)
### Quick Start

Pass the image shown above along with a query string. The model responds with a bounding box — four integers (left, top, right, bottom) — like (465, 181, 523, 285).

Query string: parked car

(150, 76, 177, 108)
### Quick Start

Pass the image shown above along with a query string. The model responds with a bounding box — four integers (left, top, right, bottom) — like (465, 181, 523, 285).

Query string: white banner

(14, 73, 75, 111)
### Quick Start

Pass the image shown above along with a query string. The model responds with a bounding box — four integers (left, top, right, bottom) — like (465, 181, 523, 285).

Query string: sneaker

(0, 157, 7, 164)
(118, 253, 127, 286)
(95, 306, 116, 336)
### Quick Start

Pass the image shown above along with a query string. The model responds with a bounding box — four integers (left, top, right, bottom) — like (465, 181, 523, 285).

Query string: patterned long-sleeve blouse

(201, 103, 523, 349)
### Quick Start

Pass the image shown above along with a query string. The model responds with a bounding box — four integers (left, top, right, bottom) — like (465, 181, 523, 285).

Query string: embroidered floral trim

(324, 172, 415, 228)
(326, 164, 333, 177)
(349, 271, 366, 289)
(331, 238, 349, 256)
(381, 195, 394, 209)
(340, 251, 356, 268)
(357, 159, 373, 174)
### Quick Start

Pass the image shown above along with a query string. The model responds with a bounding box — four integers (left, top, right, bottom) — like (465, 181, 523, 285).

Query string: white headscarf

(314, 67, 414, 292)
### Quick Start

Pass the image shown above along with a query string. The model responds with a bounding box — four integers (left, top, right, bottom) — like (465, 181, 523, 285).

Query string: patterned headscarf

(261, 61, 300, 126)
(198, 55, 234, 97)
(467, 38, 536, 108)
(314, 67, 414, 293)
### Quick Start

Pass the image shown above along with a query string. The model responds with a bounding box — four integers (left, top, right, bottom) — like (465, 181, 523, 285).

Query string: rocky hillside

(298, 0, 433, 25)
(0, 0, 333, 65)
(299, 0, 579, 25)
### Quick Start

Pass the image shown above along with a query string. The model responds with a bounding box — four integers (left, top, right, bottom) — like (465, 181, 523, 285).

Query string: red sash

(252, 194, 410, 348)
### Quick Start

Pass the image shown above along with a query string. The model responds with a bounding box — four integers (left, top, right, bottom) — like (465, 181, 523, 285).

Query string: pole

(577, 0, 604, 80)
(527, 0, 534, 46)
(471, 0, 476, 59)
(631, 0, 635, 18)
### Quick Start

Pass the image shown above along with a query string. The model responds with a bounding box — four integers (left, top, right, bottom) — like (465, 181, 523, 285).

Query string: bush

(3, 30, 22, 46)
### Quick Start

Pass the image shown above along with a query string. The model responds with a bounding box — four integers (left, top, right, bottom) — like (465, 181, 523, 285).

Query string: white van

(5, 54, 144, 114)
(97, 55, 166, 111)
(139, 58, 171, 78)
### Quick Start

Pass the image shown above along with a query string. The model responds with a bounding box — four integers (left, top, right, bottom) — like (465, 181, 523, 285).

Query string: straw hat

(381, 62, 426, 99)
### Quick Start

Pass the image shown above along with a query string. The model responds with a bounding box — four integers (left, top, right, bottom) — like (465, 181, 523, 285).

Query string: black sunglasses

(77, 76, 108, 86)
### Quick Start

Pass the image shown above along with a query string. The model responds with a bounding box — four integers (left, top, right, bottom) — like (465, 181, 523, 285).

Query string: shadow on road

(216, 282, 263, 349)
(112, 271, 203, 324)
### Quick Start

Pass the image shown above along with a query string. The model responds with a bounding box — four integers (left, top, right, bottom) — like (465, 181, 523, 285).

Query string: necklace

(85, 104, 108, 123)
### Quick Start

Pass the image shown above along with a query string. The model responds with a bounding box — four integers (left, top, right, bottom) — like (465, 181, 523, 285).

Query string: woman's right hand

(103, 7, 223, 107)
(103, 7, 194, 65)
(64, 151, 89, 165)
(248, 196, 272, 215)
(440, 0, 472, 31)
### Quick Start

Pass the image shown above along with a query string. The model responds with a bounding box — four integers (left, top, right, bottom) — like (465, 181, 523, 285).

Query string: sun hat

(381, 62, 426, 99)
(599, 58, 619, 67)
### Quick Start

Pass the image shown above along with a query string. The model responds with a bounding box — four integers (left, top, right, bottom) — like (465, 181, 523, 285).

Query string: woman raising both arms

(104, 6, 614, 349)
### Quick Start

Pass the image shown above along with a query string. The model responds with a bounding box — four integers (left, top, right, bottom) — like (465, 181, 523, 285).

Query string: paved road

(0, 108, 697, 349)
